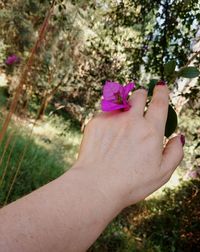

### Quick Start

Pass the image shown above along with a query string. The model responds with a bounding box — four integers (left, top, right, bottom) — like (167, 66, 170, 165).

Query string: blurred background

(0, 0, 200, 251)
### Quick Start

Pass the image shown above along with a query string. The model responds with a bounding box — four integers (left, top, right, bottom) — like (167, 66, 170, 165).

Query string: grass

(31, 114, 82, 165)
(128, 180, 200, 252)
(89, 180, 200, 252)
(0, 114, 81, 205)
(0, 83, 81, 205)
(0, 128, 63, 205)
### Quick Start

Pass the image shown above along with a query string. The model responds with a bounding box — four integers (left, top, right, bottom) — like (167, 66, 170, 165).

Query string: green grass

(89, 180, 200, 252)
(0, 114, 81, 206)
(0, 129, 64, 205)
(0, 83, 81, 206)
(129, 180, 200, 252)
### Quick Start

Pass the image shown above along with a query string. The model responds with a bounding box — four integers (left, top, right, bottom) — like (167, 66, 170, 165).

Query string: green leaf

(164, 60, 176, 76)
(178, 66, 200, 78)
(165, 105, 178, 138)
(147, 79, 158, 96)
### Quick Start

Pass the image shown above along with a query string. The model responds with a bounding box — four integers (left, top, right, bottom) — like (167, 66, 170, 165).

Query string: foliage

(0, 86, 8, 107)
(0, 113, 81, 205)
(132, 180, 200, 252)
(0, 39, 9, 67)
(0, 0, 199, 125)
(71, 0, 200, 128)
(0, 1, 199, 251)
(0, 128, 64, 205)
(179, 108, 200, 173)
(84, 0, 200, 79)
(89, 180, 200, 252)
(178, 66, 200, 78)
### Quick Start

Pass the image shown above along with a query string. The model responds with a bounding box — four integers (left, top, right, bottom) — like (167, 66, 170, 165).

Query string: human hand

(74, 83, 184, 208)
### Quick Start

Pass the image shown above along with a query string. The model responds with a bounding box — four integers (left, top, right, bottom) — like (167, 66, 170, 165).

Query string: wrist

(68, 162, 125, 214)
(60, 163, 125, 250)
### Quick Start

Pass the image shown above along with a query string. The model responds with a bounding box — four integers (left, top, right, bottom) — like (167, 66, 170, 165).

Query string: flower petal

(101, 99, 125, 111)
(6, 55, 19, 65)
(123, 82, 135, 98)
(103, 81, 123, 100)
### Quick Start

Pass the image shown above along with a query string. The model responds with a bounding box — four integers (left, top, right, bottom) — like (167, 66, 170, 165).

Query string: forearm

(0, 165, 123, 252)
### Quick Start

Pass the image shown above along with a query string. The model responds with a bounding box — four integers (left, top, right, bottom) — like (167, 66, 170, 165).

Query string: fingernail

(156, 80, 166, 86)
(180, 134, 185, 146)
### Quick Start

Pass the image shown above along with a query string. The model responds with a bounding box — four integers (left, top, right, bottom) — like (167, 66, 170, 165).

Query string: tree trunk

(36, 80, 63, 120)
(37, 94, 51, 120)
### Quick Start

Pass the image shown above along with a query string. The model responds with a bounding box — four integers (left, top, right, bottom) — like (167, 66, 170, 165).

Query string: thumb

(161, 134, 184, 174)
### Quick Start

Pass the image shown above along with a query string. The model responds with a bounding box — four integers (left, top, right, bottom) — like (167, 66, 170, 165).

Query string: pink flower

(101, 81, 135, 112)
(5, 54, 20, 65)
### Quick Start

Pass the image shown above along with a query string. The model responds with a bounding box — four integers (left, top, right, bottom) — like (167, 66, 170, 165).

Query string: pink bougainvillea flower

(101, 81, 135, 112)
(5, 54, 20, 65)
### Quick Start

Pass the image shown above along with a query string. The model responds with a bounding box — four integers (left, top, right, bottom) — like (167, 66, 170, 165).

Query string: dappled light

(0, 0, 199, 251)
(89, 180, 200, 252)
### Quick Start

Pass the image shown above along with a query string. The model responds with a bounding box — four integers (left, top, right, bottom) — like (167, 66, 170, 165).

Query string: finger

(145, 81, 169, 132)
(161, 134, 184, 174)
(128, 88, 148, 115)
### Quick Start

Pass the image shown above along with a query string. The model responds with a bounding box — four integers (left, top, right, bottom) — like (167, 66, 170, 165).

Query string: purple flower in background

(185, 167, 200, 180)
(101, 81, 135, 112)
(5, 54, 20, 65)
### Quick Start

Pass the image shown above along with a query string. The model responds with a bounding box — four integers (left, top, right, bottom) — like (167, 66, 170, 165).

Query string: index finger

(145, 81, 169, 134)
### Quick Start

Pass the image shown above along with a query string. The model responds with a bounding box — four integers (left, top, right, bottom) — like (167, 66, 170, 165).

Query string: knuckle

(137, 88, 148, 96)
(164, 172, 172, 183)
(85, 118, 96, 131)
(129, 89, 147, 103)
(152, 95, 168, 108)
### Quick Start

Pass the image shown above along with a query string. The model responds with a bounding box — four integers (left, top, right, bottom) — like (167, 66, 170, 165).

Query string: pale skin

(0, 84, 184, 252)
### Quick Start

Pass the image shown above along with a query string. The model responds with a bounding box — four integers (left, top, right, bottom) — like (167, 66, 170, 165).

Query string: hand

(74, 84, 184, 208)
(0, 84, 184, 252)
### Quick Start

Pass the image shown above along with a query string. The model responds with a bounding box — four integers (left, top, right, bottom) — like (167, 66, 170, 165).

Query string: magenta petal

(123, 102, 131, 111)
(103, 81, 123, 100)
(101, 99, 125, 111)
(123, 82, 135, 98)
(5, 55, 19, 65)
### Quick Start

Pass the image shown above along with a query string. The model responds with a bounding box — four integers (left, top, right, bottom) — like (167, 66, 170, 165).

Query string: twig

(185, 50, 200, 66)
